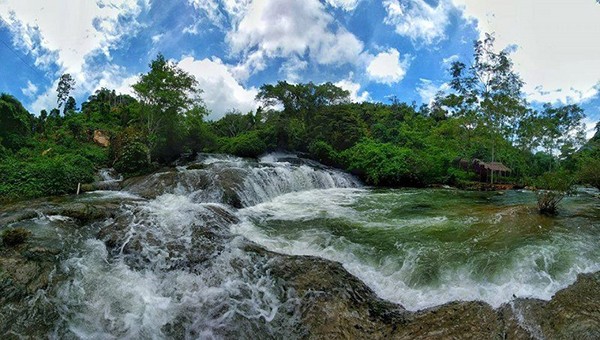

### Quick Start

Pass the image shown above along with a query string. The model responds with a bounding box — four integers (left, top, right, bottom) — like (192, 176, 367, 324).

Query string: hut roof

(482, 162, 511, 172)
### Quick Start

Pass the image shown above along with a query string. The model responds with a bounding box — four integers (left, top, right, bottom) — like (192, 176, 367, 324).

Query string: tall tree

(446, 33, 528, 182)
(56, 73, 76, 110)
(132, 53, 203, 161)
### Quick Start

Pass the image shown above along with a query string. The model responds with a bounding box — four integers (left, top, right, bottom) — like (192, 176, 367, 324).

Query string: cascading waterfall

(51, 154, 358, 338)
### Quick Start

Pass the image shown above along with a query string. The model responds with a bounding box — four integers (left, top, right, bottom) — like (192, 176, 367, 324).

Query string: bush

(577, 157, 600, 190)
(113, 141, 151, 177)
(340, 139, 424, 186)
(0, 153, 96, 202)
(221, 131, 268, 158)
(535, 170, 575, 215)
(308, 140, 340, 167)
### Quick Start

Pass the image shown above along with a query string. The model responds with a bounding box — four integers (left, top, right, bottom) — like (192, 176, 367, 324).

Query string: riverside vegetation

(0, 35, 598, 207)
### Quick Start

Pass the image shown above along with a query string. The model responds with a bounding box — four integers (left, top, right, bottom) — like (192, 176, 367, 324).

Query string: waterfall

(49, 154, 358, 338)
(122, 153, 361, 208)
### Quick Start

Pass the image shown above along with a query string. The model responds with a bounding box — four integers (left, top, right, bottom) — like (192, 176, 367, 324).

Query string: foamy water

(234, 188, 600, 311)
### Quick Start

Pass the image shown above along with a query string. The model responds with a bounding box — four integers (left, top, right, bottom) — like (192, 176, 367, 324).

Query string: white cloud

(0, 0, 147, 74)
(21, 81, 38, 98)
(452, 0, 600, 104)
(177, 56, 259, 120)
(279, 56, 308, 83)
(366, 48, 410, 85)
(225, 0, 364, 80)
(583, 117, 599, 141)
(442, 54, 459, 66)
(335, 74, 370, 102)
(325, 0, 360, 11)
(383, 0, 452, 45)
(151, 33, 164, 43)
(416, 78, 450, 104)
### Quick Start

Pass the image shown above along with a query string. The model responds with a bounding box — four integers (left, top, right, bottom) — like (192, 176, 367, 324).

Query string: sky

(0, 0, 599, 136)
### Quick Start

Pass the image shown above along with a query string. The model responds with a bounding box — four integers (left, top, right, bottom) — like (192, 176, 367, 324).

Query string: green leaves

(132, 53, 206, 162)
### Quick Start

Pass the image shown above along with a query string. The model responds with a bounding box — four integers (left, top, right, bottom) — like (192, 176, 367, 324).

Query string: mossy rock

(1, 227, 32, 247)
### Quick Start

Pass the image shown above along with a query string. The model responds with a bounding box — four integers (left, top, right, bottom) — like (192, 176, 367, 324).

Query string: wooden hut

(472, 159, 511, 183)
(455, 158, 512, 183)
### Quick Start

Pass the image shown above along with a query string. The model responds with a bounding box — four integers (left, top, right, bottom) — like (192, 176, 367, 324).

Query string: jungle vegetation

(1, 36, 598, 211)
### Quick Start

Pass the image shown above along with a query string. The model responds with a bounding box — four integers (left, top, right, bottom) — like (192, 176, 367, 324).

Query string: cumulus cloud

(222, 0, 364, 80)
(383, 0, 452, 45)
(335, 74, 370, 102)
(452, 0, 600, 104)
(416, 78, 450, 104)
(0, 0, 147, 74)
(177, 56, 259, 120)
(21, 81, 38, 98)
(366, 48, 410, 85)
(442, 54, 460, 66)
(325, 0, 360, 11)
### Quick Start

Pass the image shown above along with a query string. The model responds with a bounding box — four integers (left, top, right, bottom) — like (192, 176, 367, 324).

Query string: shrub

(577, 157, 600, 190)
(340, 139, 424, 186)
(221, 131, 268, 158)
(0, 153, 96, 202)
(113, 141, 151, 177)
(308, 140, 340, 167)
(535, 170, 575, 215)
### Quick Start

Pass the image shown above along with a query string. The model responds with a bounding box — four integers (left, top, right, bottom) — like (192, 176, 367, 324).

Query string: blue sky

(0, 0, 599, 136)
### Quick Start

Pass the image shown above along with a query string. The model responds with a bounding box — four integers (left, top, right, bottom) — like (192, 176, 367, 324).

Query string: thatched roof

(479, 161, 511, 172)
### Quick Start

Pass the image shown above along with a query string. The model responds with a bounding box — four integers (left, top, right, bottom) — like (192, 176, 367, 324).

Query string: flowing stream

(1, 153, 599, 338)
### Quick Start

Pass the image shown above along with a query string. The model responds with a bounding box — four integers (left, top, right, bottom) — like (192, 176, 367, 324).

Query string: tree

(56, 73, 76, 110)
(537, 104, 586, 165)
(446, 33, 528, 182)
(256, 81, 350, 125)
(132, 53, 204, 162)
(64, 96, 77, 115)
(0, 93, 32, 150)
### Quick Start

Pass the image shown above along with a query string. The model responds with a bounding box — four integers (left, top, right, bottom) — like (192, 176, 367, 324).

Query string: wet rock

(1, 227, 32, 247)
(263, 249, 600, 339)
(0, 197, 122, 226)
(0, 244, 61, 338)
(506, 272, 600, 339)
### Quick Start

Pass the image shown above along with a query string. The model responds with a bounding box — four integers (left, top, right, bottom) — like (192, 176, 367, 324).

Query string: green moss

(1, 227, 32, 247)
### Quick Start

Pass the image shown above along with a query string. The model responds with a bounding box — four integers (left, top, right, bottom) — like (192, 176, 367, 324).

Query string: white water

(54, 193, 303, 339)
(49, 154, 600, 337)
(234, 188, 600, 311)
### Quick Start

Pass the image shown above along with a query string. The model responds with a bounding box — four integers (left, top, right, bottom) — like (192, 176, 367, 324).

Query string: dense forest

(1, 35, 599, 204)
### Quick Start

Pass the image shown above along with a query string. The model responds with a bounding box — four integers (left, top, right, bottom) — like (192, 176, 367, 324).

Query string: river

(1, 153, 599, 338)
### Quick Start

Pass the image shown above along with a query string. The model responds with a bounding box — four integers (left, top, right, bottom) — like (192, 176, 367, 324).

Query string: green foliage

(0, 153, 95, 202)
(308, 140, 340, 167)
(220, 131, 268, 158)
(0, 93, 32, 151)
(1, 227, 32, 247)
(578, 158, 600, 190)
(109, 127, 151, 177)
(114, 141, 151, 177)
(534, 170, 575, 215)
(341, 139, 424, 186)
(133, 53, 204, 162)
